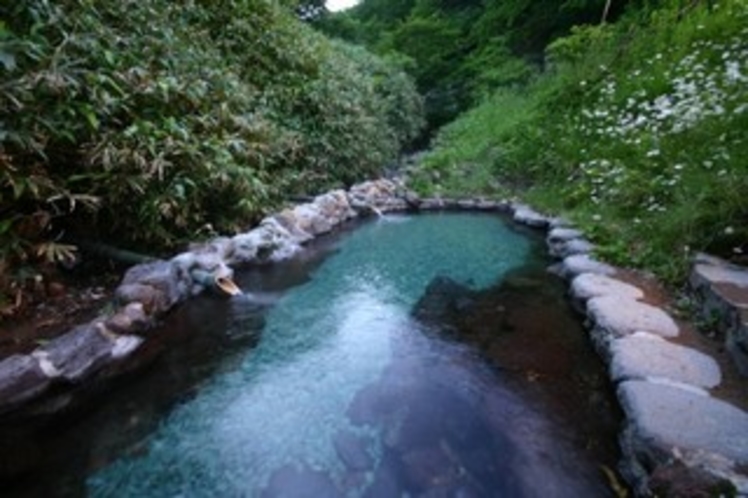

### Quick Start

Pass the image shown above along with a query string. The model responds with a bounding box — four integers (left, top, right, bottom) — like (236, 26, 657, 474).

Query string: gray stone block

(610, 333, 722, 389)
(41, 324, 115, 383)
(512, 204, 549, 228)
(558, 254, 616, 279)
(571, 273, 644, 302)
(587, 296, 679, 343)
(618, 380, 748, 464)
(0, 354, 51, 410)
(116, 260, 182, 315)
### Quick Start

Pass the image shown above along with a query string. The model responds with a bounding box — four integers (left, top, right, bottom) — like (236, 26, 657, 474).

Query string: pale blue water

(79, 213, 614, 497)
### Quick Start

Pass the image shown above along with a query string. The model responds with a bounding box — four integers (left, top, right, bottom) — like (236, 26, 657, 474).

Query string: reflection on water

(1, 213, 622, 497)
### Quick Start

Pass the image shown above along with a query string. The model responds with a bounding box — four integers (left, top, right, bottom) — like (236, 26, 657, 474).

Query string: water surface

(2, 213, 621, 497)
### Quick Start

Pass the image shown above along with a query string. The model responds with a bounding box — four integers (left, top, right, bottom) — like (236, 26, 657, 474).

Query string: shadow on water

(0, 213, 625, 497)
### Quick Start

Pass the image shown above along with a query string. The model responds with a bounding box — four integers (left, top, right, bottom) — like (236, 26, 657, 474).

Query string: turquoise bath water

(2, 213, 620, 497)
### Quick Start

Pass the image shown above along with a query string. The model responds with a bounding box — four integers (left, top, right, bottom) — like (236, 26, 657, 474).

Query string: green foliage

(0, 0, 424, 307)
(319, 0, 620, 132)
(413, 0, 748, 283)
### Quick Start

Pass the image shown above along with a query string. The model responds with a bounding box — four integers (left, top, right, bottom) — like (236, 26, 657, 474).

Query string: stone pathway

(512, 205, 748, 496)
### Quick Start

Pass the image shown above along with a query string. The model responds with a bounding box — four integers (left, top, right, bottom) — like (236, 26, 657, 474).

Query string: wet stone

(557, 254, 616, 280)
(512, 205, 549, 228)
(550, 238, 595, 259)
(42, 324, 114, 383)
(587, 296, 679, 345)
(104, 302, 151, 335)
(116, 260, 182, 315)
(610, 333, 722, 389)
(0, 354, 51, 410)
(571, 273, 644, 303)
(618, 380, 748, 464)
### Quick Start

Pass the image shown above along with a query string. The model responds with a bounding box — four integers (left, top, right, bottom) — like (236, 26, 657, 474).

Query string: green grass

(410, 0, 748, 284)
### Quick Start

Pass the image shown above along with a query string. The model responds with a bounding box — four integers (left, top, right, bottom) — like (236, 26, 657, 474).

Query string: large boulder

(609, 332, 722, 389)
(586, 296, 680, 355)
(618, 380, 748, 495)
(689, 253, 748, 375)
(0, 354, 51, 412)
(570, 273, 644, 312)
(115, 260, 183, 315)
(313, 189, 357, 226)
(512, 204, 549, 228)
(39, 323, 116, 383)
(348, 179, 409, 213)
(553, 254, 617, 280)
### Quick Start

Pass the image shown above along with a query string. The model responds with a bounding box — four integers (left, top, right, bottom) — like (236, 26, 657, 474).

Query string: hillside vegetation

(411, 0, 747, 282)
(322, 0, 747, 283)
(0, 0, 424, 313)
(318, 0, 633, 131)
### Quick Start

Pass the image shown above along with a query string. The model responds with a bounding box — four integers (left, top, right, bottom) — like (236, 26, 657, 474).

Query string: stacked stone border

(1, 178, 747, 496)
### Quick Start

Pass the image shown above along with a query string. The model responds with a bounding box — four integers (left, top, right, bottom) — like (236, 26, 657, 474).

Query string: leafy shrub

(0, 0, 423, 313)
(414, 0, 748, 283)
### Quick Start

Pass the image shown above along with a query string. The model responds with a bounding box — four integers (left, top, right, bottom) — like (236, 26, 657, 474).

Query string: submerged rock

(411, 276, 474, 334)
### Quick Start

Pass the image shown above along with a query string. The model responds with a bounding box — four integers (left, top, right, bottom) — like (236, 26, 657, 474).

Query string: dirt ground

(0, 271, 119, 360)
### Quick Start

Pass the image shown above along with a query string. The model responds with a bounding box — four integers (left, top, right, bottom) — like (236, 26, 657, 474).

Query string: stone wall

(1, 179, 747, 496)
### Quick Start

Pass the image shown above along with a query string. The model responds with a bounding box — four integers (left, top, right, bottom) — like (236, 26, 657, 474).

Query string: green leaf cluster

(0, 0, 423, 302)
(413, 0, 748, 283)
(318, 0, 623, 131)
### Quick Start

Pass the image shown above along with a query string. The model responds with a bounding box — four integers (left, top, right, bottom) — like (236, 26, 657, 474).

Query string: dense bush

(411, 0, 748, 282)
(0, 0, 423, 313)
(318, 0, 629, 132)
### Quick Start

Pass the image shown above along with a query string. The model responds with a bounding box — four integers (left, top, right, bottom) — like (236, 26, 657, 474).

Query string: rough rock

(313, 189, 357, 226)
(553, 254, 617, 280)
(586, 296, 679, 352)
(548, 238, 595, 259)
(419, 198, 446, 210)
(570, 273, 644, 303)
(115, 260, 182, 315)
(291, 203, 334, 235)
(610, 333, 722, 389)
(0, 354, 51, 410)
(262, 212, 313, 244)
(512, 204, 549, 228)
(548, 217, 573, 229)
(348, 179, 409, 213)
(229, 225, 298, 265)
(40, 323, 116, 383)
(104, 302, 152, 335)
(618, 380, 748, 494)
(547, 227, 584, 243)
(110, 335, 145, 360)
(689, 253, 748, 375)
